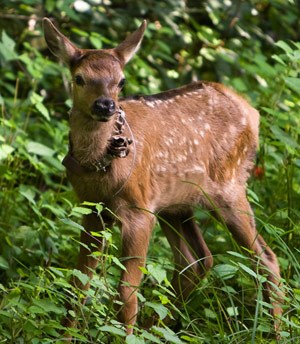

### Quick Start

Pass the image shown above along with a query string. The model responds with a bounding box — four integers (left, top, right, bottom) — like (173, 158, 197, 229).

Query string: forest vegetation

(0, 0, 299, 343)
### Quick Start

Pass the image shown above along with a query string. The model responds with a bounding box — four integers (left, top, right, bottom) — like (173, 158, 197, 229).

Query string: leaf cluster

(0, 0, 300, 342)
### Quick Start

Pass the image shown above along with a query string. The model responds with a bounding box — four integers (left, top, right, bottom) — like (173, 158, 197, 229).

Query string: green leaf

(226, 306, 239, 317)
(27, 141, 55, 157)
(49, 267, 64, 277)
(0, 144, 14, 161)
(31, 299, 64, 314)
(90, 32, 102, 49)
(227, 251, 247, 260)
(272, 54, 286, 66)
(152, 326, 184, 344)
(204, 308, 216, 319)
(35, 102, 50, 120)
(284, 77, 300, 95)
(72, 269, 90, 286)
(270, 125, 299, 150)
(30, 92, 50, 120)
(98, 325, 126, 337)
(71, 206, 93, 215)
(237, 262, 258, 278)
(71, 28, 89, 37)
(112, 256, 126, 271)
(145, 302, 168, 320)
(0, 256, 9, 270)
(140, 332, 161, 343)
(213, 264, 238, 280)
(126, 334, 145, 344)
(28, 305, 46, 314)
(41, 204, 66, 217)
(147, 264, 166, 284)
(19, 185, 36, 205)
(0, 31, 18, 61)
(60, 218, 84, 231)
(276, 40, 293, 54)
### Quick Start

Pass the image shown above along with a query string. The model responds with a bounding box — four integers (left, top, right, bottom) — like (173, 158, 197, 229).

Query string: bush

(0, 1, 299, 342)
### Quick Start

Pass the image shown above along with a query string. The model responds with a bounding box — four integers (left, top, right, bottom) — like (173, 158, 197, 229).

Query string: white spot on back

(146, 101, 155, 108)
(204, 123, 211, 131)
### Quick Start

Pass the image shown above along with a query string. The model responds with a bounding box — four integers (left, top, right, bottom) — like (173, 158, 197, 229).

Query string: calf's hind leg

(216, 190, 283, 322)
(159, 210, 213, 300)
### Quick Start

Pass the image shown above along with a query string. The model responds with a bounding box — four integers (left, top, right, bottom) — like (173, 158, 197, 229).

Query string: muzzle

(91, 96, 116, 121)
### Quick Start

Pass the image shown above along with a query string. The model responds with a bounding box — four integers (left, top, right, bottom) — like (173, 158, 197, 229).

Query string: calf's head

(43, 18, 146, 121)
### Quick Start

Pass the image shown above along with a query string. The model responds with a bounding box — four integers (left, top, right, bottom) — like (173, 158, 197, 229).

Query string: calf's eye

(118, 78, 126, 89)
(75, 75, 85, 86)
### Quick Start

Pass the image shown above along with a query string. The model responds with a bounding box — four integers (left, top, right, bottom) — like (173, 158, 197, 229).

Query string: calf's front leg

(117, 210, 155, 334)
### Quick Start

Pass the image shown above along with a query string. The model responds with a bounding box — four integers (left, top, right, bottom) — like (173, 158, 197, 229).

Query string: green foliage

(0, 0, 300, 342)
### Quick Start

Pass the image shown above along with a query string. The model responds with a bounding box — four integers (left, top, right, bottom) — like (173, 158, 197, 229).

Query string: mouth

(90, 112, 115, 122)
(90, 106, 116, 122)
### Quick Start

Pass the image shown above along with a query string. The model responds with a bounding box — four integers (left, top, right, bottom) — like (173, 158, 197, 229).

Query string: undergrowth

(1, 1, 300, 343)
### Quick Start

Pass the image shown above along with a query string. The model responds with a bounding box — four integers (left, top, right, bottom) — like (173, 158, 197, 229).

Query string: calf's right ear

(43, 18, 79, 64)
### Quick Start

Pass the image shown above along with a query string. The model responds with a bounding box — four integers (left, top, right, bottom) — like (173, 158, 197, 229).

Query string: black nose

(92, 97, 116, 118)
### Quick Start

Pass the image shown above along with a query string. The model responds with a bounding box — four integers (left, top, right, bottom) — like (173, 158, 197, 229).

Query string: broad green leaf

(71, 206, 93, 215)
(60, 218, 84, 231)
(276, 40, 293, 53)
(204, 308, 216, 319)
(270, 125, 299, 149)
(0, 144, 14, 160)
(32, 299, 64, 314)
(30, 92, 43, 104)
(147, 264, 166, 284)
(237, 263, 257, 278)
(27, 141, 55, 157)
(220, 286, 237, 294)
(126, 334, 145, 344)
(35, 102, 50, 120)
(42, 204, 66, 217)
(145, 302, 168, 320)
(30, 92, 50, 120)
(19, 185, 36, 205)
(272, 54, 286, 66)
(213, 264, 238, 280)
(226, 306, 239, 317)
(49, 267, 64, 277)
(98, 325, 126, 337)
(28, 306, 46, 314)
(112, 256, 126, 271)
(0, 31, 18, 61)
(90, 32, 102, 49)
(0, 256, 9, 270)
(152, 326, 184, 344)
(72, 269, 89, 286)
(140, 332, 161, 343)
(284, 77, 300, 95)
(227, 251, 247, 260)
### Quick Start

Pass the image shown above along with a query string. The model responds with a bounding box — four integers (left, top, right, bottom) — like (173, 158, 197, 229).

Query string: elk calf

(43, 18, 283, 334)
